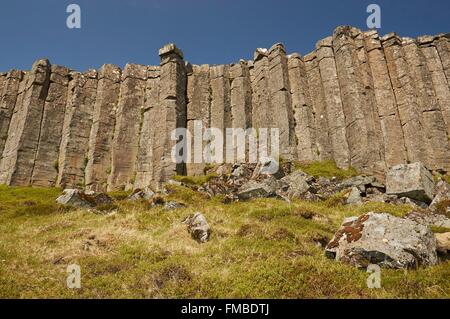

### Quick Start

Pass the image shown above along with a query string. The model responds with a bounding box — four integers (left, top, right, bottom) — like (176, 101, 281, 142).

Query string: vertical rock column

(434, 34, 450, 86)
(57, 70, 98, 188)
(0, 59, 50, 185)
(419, 36, 450, 138)
(303, 52, 332, 161)
(152, 44, 187, 186)
(382, 33, 426, 165)
(402, 38, 450, 171)
(108, 64, 147, 191)
(186, 64, 211, 175)
(134, 66, 160, 189)
(364, 31, 407, 168)
(0, 70, 23, 156)
(229, 61, 252, 163)
(316, 36, 350, 168)
(209, 64, 231, 159)
(31, 65, 70, 186)
(250, 49, 271, 131)
(353, 31, 385, 172)
(267, 43, 295, 159)
(85, 64, 121, 192)
(287, 54, 317, 162)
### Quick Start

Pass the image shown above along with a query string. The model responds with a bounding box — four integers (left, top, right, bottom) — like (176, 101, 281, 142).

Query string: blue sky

(0, 0, 449, 72)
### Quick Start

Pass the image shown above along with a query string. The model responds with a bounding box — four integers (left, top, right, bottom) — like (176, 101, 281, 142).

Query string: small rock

(164, 201, 185, 210)
(129, 187, 155, 201)
(435, 232, 450, 255)
(325, 212, 438, 269)
(399, 197, 428, 209)
(430, 180, 450, 211)
(237, 178, 278, 200)
(278, 171, 311, 199)
(386, 162, 435, 203)
(56, 189, 95, 208)
(183, 212, 211, 243)
(406, 211, 450, 228)
(346, 187, 362, 205)
(251, 157, 284, 180)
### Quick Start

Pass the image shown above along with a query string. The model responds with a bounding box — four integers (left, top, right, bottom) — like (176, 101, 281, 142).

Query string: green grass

(294, 160, 358, 180)
(172, 173, 217, 186)
(0, 185, 448, 298)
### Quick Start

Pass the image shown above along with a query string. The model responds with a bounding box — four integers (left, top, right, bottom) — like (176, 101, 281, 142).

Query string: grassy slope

(0, 184, 448, 299)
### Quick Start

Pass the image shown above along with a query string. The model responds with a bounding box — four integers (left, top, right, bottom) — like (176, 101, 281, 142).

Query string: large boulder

(237, 178, 278, 200)
(325, 212, 438, 269)
(277, 171, 311, 199)
(56, 189, 113, 208)
(386, 163, 435, 203)
(183, 212, 211, 243)
(129, 187, 155, 201)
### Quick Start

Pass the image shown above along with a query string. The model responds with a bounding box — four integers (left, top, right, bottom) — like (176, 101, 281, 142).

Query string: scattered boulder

(129, 187, 155, 201)
(430, 180, 450, 212)
(183, 212, 211, 243)
(346, 187, 362, 205)
(56, 189, 113, 208)
(237, 178, 278, 200)
(386, 162, 435, 203)
(435, 232, 450, 255)
(164, 201, 185, 210)
(325, 212, 438, 269)
(406, 211, 450, 228)
(339, 175, 378, 193)
(277, 171, 311, 199)
(251, 157, 284, 180)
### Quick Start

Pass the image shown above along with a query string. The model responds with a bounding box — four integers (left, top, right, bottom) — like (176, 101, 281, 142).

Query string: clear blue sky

(0, 0, 449, 72)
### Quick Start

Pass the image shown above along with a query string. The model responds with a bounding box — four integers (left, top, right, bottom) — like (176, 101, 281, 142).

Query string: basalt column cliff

(0, 26, 449, 191)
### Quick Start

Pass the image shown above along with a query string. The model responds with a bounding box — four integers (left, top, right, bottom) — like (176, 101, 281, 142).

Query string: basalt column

(56, 70, 98, 188)
(353, 30, 385, 173)
(152, 44, 187, 186)
(304, 52, 332, 161)
(382, 33, 426, 165)
(85, 64, 121, 192)
(316, 36, 350, 169)
(434, 34, 450, 86)
(251, 49, 271, 132)
(209, 65, 231, 159)
(229, 61, 252, 163)
(287, 54, 317, 162)
(267, 44, 295, 159)
(31, 65, 70, 186)
(0, 59, 50, 185)
(0, 70, 23, 156)
(134, 66, 160, 189)
(108, 64, 147, 191)
(419, 36, 450, 138)
(402, 38, 450, 171)
(186, 64, 211, 175)
(364, 31, 407, 168)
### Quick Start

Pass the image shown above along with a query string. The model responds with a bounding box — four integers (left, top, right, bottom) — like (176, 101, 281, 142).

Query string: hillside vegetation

(0, 181, 448, 299)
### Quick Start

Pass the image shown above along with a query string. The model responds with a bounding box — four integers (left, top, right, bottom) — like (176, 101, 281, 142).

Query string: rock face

(325, 212, 438, 269)
(1, 27, 450, 190)
(386, 162, 435, 203)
